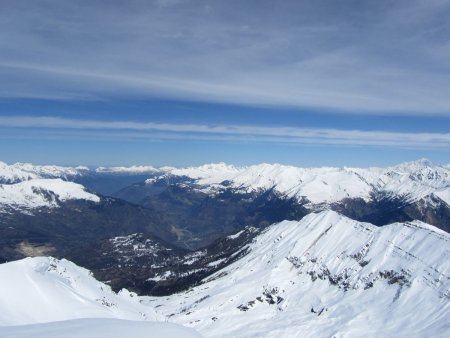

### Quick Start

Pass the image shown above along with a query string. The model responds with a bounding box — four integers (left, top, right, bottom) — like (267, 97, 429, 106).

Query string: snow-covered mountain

(0, 161, 165, 197)
(0, 257, 202, 337)
(0, 161, 101, 213)
(0, 161, 89, 184)
(2, 159, 448, 336)
(0, 178, 100, 212)
(0, 257, 159, 325)
(114, 159, 448, 245)
(95, 165, 159, 174)
(2, 159, 449, 208)
(148, 210, 450, 338)
(0, 161, 158, 182)
(1, 212, 447, 337)
(1, 159, 449, 248)
(146, 159, 450, 207)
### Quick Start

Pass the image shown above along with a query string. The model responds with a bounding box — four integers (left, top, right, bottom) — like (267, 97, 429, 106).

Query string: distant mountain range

(1, 159, 449, 337)
(2, 159, 449, 243)
(0, 159, 449, 293)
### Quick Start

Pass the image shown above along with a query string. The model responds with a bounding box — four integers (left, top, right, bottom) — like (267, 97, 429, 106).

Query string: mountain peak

(150, 210, 450, 338)
(397, 158, 434, 169)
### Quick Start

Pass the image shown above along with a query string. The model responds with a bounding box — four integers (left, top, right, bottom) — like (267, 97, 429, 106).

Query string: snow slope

(0, 212, 448, 337)
(0, 179, 100, 212)
(0, 257, 202, 337)
(148, 211, 450, 338)
(0, 257, 159, 325)
(146, 159, 450, 207)
(0, 319, 202, 338)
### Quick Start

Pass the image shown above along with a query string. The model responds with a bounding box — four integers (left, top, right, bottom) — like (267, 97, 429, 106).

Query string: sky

(0, 0, 449, 167)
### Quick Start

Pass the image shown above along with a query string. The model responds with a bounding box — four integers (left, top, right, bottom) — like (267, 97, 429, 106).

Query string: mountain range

(0, 159, 449, 337)
(0, 211, 448, 337)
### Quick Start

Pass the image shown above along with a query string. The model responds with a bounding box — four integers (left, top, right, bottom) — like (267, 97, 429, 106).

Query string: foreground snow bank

(0, 257, 203, 337)
(0, 318, 202, 338)
(0, 257, 157, 325)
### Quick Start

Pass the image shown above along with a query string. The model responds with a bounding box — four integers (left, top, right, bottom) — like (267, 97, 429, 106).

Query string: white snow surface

(0, 161, 88, 183)
(0, 319, 202, 338)
(0, 257, 160, 326)
(147, 210, 450, 338)
(146, 159, 450, 206)
(0, 258, 202, 337)
(0, 212, 448, 337)
(0, 179, 100, 211)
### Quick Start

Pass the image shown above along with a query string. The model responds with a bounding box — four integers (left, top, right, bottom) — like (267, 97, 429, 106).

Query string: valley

(0, 159, 449, 337)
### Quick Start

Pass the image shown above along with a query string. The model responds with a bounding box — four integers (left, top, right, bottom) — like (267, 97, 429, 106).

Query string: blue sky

(1, 0, 449, 167)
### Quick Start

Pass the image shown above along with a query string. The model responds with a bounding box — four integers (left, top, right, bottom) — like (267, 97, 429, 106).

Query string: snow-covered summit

(392, 158, 434, 170)
(145, 159, 450, 206)
(0, 178, 100, 212)
(2, 159, 449, 207)
(167, 162, 240, 180)
(0, 161, 89, 184)
(150, 210, 450, 337)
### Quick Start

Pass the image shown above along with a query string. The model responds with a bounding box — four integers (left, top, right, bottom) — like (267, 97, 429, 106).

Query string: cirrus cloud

(0, 0, 449, 114)
(0, 115, 449, 149)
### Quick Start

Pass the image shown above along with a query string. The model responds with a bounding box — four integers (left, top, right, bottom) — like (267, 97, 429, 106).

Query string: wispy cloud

(0, 0, 449, 114)
(1, 116, 449, 148)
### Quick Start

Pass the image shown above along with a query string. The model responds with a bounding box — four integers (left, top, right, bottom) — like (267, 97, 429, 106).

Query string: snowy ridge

(0, 161, 159, 183)
(0, 257, 159, 325)
(0, 213, 448, 337)
(2, 159, 449, 206)
(166, 162, 241, 183)
(0, 258, 202, 337)
(0, 179, 100, 211)
(149, 211, 450, 337)
(95, 165, 159, 174)
(0, 161, 89, 184)
(146, 159, 450, 206)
